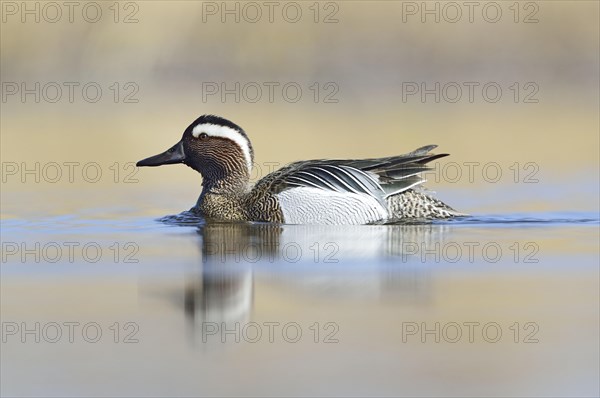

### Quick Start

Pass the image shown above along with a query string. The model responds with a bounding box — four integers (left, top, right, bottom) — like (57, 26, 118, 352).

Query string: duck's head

(136, 115, 254, 181)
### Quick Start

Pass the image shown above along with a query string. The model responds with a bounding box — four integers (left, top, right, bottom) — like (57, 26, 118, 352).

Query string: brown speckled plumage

(386, 189, 460, 219)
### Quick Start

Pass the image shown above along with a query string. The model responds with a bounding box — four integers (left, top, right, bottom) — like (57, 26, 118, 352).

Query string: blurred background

(2, 0, 598, 216)
(1, 1, 599, 397)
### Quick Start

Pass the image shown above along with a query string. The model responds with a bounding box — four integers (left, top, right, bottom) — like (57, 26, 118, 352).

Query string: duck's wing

(274, 162, 385, 201)
(261, 145, 447, 199)
(342, 145, 449, 197)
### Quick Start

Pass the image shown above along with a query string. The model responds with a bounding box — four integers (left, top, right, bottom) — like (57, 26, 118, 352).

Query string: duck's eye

(198, 133, 208, 140)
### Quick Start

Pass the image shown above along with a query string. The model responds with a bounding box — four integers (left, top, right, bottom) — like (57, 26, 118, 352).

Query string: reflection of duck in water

(182, 222, 450, 330)
(137, 115, 465, 224)
(183, 223, 278, 327)
(184, 265, 253, 325)
(193, 221, 451, 263)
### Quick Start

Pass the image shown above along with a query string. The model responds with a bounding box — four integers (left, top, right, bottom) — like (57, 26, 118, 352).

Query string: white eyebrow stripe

(192, 123, 252, 173)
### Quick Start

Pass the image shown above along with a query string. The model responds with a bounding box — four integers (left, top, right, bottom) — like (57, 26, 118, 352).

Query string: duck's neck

(200, 167, 250, 195)
(194, 168, 251, 220)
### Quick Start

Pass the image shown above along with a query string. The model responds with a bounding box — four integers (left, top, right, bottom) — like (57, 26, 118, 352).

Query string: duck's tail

(386, 189, 466, 219)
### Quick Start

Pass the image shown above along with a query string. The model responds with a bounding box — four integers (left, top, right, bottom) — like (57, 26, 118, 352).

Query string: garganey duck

(136, 115, 464, 224)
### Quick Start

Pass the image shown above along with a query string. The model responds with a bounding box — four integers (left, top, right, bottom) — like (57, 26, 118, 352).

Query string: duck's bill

(136, 141, 186, 167)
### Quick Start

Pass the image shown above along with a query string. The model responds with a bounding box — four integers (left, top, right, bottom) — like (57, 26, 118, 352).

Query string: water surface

(2, 203, 598, 397)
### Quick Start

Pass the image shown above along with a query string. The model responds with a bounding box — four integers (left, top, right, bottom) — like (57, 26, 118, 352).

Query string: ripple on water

(153, 211, 599, 228)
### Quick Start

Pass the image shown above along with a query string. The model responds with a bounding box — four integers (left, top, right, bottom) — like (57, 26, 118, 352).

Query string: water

(1, 206, 598, 397)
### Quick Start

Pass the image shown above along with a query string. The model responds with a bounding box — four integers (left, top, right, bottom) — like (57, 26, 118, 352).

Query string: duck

(136, 114, 464, 224)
